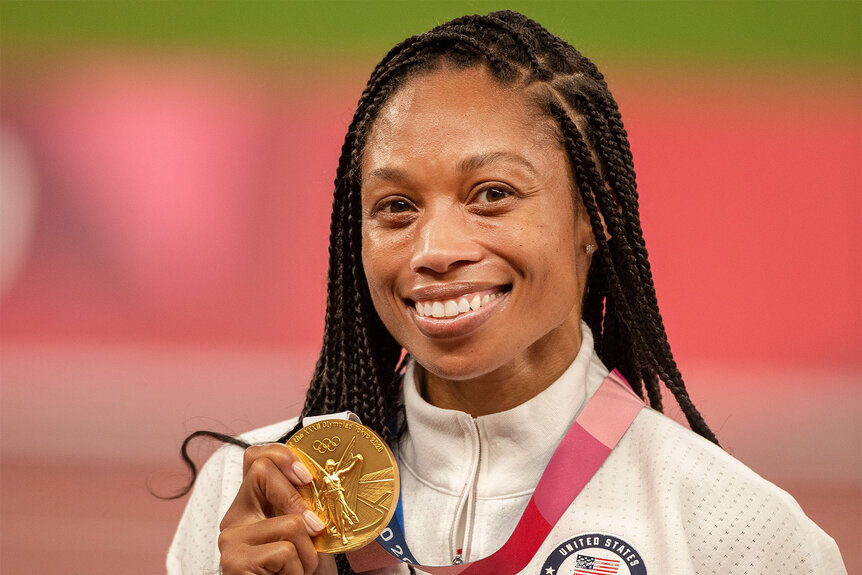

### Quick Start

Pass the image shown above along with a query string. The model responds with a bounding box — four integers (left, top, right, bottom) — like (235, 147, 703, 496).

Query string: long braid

(553, 101, 674, 413)
(564, 94, 715, 439)
(551, 104, 648, 375)
(550, 93, 715, 439)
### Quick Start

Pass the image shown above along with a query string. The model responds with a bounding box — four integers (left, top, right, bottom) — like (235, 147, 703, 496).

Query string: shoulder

(183, 417, 300, 509)
(166, 417, 299, 574)
(622, 409, 846, 573)
(627, 408, 785, 501)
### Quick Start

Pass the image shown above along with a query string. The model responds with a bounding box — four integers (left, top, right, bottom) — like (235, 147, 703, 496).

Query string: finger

(221, 458, 314, 529)
(283, 521, 319, 575)
(260, 539, 317, 575)
(219, 540, 310, 575)
(243, 444, 313, 485)
(252, 458, 318, 521)
(223, 514, 322, 548)
(219, 517, 320, 575)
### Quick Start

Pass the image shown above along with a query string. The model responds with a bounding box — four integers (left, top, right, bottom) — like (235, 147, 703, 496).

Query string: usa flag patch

(540, 533, 646, 575)
(574, 553, 620, 574)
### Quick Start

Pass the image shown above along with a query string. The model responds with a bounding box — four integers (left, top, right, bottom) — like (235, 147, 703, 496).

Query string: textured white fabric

(397, 322, 606, 563)
(167, 327, 846, 574)
(167, 419, 297, 575)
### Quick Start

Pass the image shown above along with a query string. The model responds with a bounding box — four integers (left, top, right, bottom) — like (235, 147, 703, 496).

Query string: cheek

(361, 228, 409, 328)
(361, 232, 388, 304)
(530, 201, 579, 261)
(535, 249, 580, 310)
(527, 208, 582, 310)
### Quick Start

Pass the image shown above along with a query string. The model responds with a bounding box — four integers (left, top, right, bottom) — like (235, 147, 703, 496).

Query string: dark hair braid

(171, 10, 717, 572)
(549, 95, 715, 439)
(567, 93, 714, 437)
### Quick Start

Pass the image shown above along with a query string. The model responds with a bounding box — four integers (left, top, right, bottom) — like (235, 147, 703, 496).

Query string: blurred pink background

(1, 5, 859, 573)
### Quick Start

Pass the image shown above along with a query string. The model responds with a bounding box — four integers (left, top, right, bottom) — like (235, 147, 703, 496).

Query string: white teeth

(414, 291, 505, 319)
(444, 300, 459, 317)
(432, 301, 445, 318)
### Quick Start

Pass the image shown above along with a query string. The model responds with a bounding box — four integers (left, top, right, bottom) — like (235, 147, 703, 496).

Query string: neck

(420, 325, 582, 417)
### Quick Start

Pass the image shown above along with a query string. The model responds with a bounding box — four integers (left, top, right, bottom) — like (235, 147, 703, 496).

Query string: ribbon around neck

(347, 369, 644, 574)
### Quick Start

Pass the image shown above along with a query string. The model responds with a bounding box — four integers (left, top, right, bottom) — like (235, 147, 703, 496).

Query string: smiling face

(360, 65, 594, 408)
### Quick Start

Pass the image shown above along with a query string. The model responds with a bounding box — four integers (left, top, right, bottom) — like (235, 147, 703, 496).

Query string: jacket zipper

(451, 418, 481, 565)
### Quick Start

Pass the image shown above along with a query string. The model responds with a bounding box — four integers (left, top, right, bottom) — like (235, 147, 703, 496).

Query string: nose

(410, 208, 482, 274)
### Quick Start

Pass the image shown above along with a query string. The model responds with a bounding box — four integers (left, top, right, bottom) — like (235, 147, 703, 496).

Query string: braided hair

(174, 10, 716, 574)
(291, 9, 717, 440)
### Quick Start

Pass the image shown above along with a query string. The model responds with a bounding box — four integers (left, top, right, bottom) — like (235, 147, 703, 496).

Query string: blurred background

(0, 1, 859, 572)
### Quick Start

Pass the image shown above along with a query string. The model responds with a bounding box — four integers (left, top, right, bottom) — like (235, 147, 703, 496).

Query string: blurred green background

(3, 0, 860, 67)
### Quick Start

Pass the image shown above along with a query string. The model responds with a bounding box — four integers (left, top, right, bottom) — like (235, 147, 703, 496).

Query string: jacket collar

(399, 323, 609, 497)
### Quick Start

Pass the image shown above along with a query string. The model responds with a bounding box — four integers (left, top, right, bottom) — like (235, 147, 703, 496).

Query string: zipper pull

(452, 553, 463, 565)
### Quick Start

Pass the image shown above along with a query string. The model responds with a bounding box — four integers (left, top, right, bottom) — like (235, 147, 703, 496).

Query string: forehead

(362, 66, 556, 174)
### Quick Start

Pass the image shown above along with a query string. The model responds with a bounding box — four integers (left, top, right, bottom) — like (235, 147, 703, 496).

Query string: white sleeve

(772, 495, 847, 575)
(699, 459, 847, 573)
(166, 443, 245, 575)
(662, 416, 849, 574)
(608, 409, 848, 574)
(731, 485, 848, 575)
(165, 419, 298, 574)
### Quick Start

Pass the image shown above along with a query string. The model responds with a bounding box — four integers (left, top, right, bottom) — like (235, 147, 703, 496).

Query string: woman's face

(361, 66, 593, 385)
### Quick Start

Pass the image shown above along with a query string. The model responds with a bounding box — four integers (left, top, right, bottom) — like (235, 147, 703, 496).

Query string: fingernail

(303, 509, 325, 533)
(292, 461, 313, 484)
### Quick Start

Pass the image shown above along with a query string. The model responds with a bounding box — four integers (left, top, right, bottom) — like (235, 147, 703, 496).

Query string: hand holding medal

(285, 419, 399, 553)
(217, 439, 334, 575)
(218, 418, 397, 575)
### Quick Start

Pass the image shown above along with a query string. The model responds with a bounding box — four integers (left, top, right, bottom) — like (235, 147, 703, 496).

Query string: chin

(411, 349, 509, 383)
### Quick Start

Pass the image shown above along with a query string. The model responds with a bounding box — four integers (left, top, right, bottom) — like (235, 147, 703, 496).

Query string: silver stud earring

(585, 244, 597, 255)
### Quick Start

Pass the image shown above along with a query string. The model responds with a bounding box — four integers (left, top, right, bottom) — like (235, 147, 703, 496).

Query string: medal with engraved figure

(286, 419, 399, 553)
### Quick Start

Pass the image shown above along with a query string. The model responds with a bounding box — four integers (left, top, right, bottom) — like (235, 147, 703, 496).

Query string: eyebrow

(364, 166, 410, 184)
(364, 151, 539, 184)
(458, 151, 538, 176)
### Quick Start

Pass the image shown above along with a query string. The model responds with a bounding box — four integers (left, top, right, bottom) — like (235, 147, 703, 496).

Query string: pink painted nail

(291, 461, 313, 484)
(303, 509, 325, 533)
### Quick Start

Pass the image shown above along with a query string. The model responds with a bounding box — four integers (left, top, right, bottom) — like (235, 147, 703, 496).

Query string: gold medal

(286, 418, 399, 553)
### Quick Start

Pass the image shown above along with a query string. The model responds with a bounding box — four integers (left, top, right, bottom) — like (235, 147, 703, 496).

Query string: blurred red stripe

(1, 60, 858, 365)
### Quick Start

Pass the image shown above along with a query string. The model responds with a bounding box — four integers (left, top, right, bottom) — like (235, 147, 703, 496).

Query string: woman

(168, 11, 845, 574)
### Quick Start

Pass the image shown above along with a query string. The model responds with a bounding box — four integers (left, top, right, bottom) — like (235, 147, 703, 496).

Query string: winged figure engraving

(292, 434, 396, 547)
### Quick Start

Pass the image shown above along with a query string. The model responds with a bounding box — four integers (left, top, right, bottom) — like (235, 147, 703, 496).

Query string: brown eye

(476, 187, 510, 203)
(384, 199, 414, 213)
